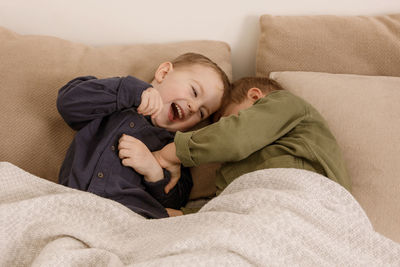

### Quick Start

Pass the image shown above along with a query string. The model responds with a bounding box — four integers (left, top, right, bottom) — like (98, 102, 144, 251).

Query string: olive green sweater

(176, 90, 351, 212)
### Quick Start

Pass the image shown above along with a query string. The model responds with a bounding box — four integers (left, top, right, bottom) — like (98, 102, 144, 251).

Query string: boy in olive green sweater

(133, 77, 351, 216)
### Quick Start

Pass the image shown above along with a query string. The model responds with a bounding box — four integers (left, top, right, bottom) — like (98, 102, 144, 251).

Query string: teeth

(174, 103, 183, 119)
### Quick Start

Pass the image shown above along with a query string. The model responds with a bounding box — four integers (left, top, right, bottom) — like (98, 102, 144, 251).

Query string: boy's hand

(138, 87, 163, 118)
(166, 208, 183, 217)
(118, 134, 163, 182)
(153, 143, 182, 194)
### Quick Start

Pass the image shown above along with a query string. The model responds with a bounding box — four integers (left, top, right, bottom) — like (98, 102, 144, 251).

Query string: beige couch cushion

(257, 14, 400, 77)
(270, 71, 400, 243)
(0, 26, 232, 194)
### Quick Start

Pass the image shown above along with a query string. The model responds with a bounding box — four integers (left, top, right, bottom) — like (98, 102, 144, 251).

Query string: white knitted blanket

(1, 162, 399, 266)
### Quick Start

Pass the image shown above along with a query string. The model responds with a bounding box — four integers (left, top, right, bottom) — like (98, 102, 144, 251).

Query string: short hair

(228, 76, 283, 104)
(214, 77, 283, 121)
(171, 52, 231, 101)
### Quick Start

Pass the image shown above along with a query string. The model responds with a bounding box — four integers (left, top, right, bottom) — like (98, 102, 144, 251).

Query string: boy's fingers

(155, 100, 163, 117)
(118, 141, 124, 150)
(121, 158, 131, 167)
(137, 95, 150, 113)
(143, 101, 155, 115)
(120, 134, 138, 143)
(151, 100, 163, 118)
(149, 95, 162, 115)
(141, 101, 155, 115)
(118, 149, 128, 159)
(118, 137, 135, 150)
(166, 208, 183, 217)
(139, 93, 163, 117)
(118, 138, 129, 149)
(164, 175, 180, 194)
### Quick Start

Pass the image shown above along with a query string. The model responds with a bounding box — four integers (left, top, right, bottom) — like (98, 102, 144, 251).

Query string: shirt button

(97, 172, 104, 178)
(111, 145, 115, 151)
(129, 122, 135, 128)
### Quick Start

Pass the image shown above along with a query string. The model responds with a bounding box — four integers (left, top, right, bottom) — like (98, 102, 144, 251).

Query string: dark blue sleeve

(57, 76, 151, 130)
(143, 167, 193, 210)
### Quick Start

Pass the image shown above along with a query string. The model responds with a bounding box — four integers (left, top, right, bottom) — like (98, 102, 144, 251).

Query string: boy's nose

(188, 102, 199, 113)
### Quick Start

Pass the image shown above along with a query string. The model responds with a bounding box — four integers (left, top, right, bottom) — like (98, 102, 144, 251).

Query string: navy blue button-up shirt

(57, 76, 193, 219)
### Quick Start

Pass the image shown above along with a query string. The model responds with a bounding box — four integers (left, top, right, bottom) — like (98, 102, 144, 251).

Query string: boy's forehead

(176, 64, 225, 102)
(200, 67, 224, 88)
(183, 64, 221, 78)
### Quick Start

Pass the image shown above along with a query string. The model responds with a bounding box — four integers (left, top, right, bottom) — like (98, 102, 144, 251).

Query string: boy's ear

(154, 62, 173, 83)
(247, 87, 264, 103)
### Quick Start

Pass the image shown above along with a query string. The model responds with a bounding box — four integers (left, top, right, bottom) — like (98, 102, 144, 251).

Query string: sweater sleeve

(143, 167, 193, 210)
(175, 91, 307, 167)
(181, 206, 201, 214)
(57, 76, 151, 130)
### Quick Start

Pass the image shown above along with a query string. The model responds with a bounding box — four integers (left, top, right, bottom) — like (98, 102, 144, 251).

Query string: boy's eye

(192, 86, 198, 97)
(200, 110, 204, 119)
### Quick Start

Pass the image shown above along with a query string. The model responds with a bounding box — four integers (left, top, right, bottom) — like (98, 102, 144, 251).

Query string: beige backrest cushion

(270, 71, 400, 243)
(0, 26, 232, 190)
(257, 14, 400, 77)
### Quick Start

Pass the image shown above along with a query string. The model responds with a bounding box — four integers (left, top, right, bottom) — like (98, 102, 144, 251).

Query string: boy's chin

(152, 118, 177, 132)
(152, 117, 194, 132)
(164, 124, 189, 133)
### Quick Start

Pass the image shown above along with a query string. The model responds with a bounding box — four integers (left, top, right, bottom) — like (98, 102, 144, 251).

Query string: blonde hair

(171, 52, 231, 100)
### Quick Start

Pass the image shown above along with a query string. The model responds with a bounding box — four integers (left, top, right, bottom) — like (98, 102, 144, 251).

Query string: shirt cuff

(175, 131, 196, 167)
(180, 206, 201, 214)
(142, 169, 170, 197)
(117, 76, 152, 110)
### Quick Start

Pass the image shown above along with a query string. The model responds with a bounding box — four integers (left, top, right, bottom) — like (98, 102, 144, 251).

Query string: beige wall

(0, 0, 399, 80)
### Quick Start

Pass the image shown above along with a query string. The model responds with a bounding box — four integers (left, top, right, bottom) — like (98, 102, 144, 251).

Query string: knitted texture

(1, 162, 399, 266)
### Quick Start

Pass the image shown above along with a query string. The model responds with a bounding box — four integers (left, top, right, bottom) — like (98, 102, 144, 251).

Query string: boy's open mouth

(171, 103, 184, 121)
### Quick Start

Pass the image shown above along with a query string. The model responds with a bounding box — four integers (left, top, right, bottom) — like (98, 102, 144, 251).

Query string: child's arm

(152, 143, 182, 193)
(137, 87, 163, 119)
(57, 76, 153, 130)
(156, 92, 305, 192)
(156, 92, 306, 191)
(118, 134, 163, 182)
(166, 208, 183, 217)
(119, 139, 182, 194)
(118, 135, 193, 210)
(144, 166, 193, 211)
(174, 93, 305, 167)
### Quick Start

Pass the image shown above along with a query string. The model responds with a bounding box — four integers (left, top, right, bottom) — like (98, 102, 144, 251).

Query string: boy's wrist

(143, 166, 164, 182)
(153, 143, 180, 168)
